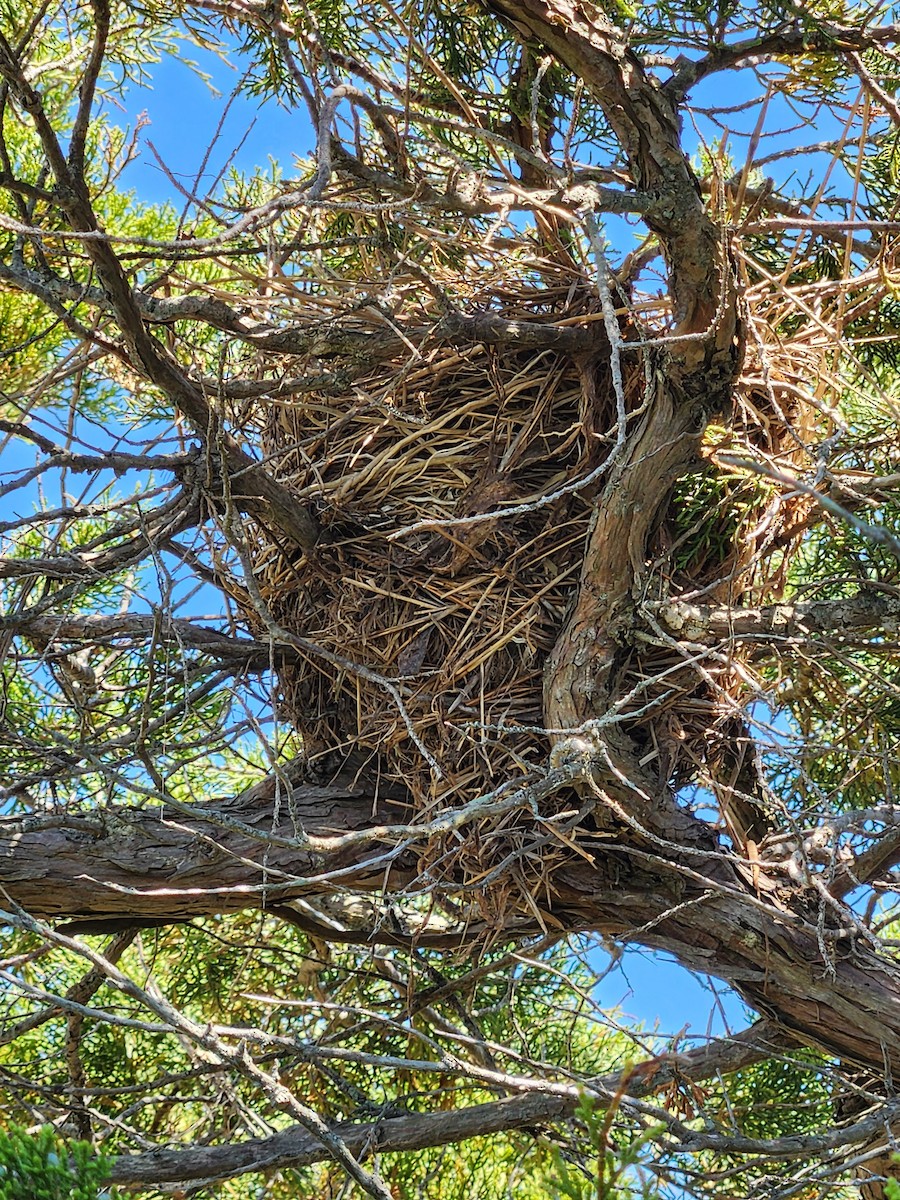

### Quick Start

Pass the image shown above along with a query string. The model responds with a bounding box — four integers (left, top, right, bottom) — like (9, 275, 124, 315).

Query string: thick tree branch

(484, 0, 725, 340)
(654, 591, 900, 644)
(4, 760, 900, 1079)
(0, 770, 417, 924)
(109, 1082, 900, 1186)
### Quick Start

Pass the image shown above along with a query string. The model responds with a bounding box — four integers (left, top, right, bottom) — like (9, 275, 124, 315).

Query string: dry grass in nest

(239, 253, 842, 902)
(253, 277, 616, 810)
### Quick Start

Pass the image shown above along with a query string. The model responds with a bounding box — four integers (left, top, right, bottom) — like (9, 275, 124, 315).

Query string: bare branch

(109, 1022, 782, 1186)
(653, 591, 900, 645)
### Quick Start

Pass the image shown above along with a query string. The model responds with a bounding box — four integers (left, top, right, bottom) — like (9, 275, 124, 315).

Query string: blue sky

(118, 42, 312, 207)
(610, 945, 746, 1040)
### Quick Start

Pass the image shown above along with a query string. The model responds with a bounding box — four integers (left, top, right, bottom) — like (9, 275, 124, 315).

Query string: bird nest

(251, 278, 619, 808)
(240, 258, 830, 901)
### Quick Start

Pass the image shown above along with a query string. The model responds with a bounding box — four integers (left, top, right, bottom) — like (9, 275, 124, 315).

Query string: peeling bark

(4, 766, 900, 1081)
(0, 771, 415, 924)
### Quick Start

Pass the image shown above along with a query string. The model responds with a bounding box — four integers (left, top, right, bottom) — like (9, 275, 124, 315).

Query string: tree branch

(0, 250, 609, 360)
(108, 1022, 781, 1186)
(0, 612, 295, 670)
(654, 591, 900, 645)
(0, 46, 322, 551)
(484, 0, 726, 340)
(667, 20, 900, 100)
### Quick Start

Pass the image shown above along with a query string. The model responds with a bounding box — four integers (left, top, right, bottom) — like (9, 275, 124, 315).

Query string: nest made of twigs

(235, 249, 838, 903)
(252, 278, 619, 808)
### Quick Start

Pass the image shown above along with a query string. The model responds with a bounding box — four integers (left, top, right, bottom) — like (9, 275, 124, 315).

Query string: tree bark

(107, 1023, 778, 1186)
(4, 768, 900, 1082)
(0, 769, 416, 924)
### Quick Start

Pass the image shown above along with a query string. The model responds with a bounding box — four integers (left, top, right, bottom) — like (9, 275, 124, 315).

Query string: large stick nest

(238, 249, 831, 899)
(254, 275, 617, 803)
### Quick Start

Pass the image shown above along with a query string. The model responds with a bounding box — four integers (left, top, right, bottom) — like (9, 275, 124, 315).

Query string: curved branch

(667, 20, 900, 101)
(484, 0, 725, 340)
(4, 762, 900, 1079)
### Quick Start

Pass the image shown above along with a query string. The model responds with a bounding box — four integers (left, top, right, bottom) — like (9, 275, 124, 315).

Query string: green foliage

(422, 2, 511, 90)
(721, 1052, 832, 1138)
(529, 1092, 662, 1200)
(669, 464, 773, 581)
(3, 1, 900, 1198)
(0, 1125, 112, 1200)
